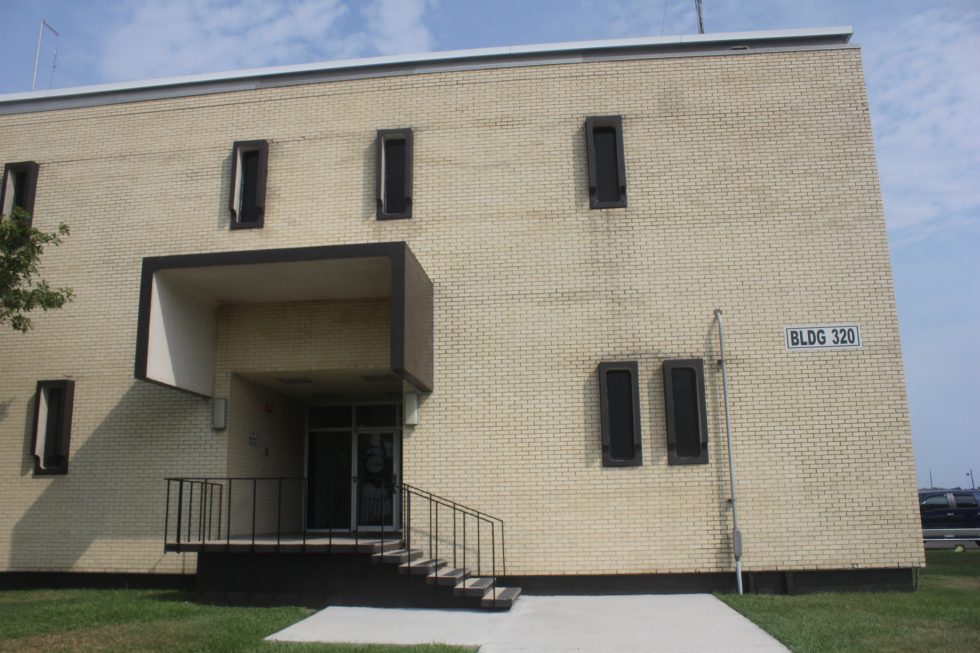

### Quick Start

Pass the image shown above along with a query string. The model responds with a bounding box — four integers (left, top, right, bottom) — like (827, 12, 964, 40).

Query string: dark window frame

(229, 140, 268, 229)
(585, 116, 627, 209)
(30, 379, 75, 476)
(598, 361, 642, 467)
(376, 128, 414, 220)
(1, 161, 40, 220)
(663, 359, 709, 465)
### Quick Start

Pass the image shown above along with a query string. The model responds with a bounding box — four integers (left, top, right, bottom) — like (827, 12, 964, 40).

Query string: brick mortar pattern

(0, 48, 923, 575)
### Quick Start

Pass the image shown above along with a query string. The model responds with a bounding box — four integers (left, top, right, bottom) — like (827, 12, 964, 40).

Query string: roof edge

(0, 26, 853, 114)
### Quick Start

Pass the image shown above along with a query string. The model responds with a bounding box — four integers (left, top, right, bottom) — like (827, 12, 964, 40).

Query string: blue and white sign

(785, 324, 862, 351)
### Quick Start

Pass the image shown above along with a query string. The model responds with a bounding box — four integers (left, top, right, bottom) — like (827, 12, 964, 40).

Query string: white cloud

(572, 0, 695, 37)
(862, 7, 980, 245)
(98, 0, 436, 82)
(99, 0, 354, 81)
(574, 0, 833, 39)
(362, 0, 435, 55)
(585, 2, 980, 246)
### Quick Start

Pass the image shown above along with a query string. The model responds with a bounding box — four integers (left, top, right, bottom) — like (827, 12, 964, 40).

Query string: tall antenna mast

(32, 19, 60, 91)
(695, 0, 705, 34)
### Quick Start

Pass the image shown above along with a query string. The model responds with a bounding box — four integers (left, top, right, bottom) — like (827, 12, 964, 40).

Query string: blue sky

(1, 0, 977, 488)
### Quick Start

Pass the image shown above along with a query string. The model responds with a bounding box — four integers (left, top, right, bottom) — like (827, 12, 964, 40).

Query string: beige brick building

(0, 27, 922, 603)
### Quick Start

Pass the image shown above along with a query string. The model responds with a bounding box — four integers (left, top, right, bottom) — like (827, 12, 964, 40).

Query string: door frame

(304, 401, 402, 533)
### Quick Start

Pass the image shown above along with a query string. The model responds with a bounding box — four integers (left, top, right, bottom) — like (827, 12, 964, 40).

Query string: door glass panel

(309, 406, 352, 429)
(356, 404, 398, 428)
(357, 432, 395, 527)
(307, 433, 352, 529)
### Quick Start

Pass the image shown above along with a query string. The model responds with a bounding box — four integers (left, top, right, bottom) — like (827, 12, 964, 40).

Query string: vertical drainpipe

(715, 309, 743, 594)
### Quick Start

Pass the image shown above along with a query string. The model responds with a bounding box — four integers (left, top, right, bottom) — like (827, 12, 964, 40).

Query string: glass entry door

(306, 432, 352, 530)
(356, 432, 396, 528)
(306, 404, 400, 531)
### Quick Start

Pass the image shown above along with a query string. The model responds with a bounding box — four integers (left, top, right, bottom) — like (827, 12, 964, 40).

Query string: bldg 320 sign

(785, 324, 862, 351)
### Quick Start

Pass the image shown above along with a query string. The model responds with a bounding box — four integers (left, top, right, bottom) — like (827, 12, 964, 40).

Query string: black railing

(164, 476, 506, 592)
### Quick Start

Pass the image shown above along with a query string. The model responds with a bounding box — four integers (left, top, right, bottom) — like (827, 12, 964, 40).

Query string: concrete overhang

(135, 242, 433, 397)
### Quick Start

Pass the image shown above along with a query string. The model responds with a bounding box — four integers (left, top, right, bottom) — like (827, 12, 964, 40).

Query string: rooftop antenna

(695, 0, 705, 34)
(32, 19, 60, 91)
(48, 44, 60, 89)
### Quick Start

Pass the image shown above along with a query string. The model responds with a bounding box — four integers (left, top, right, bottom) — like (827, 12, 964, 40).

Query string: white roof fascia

(0, 26, 853, 113)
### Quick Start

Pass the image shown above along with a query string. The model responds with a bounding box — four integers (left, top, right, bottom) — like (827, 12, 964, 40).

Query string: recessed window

(585, 116, 626, 209)
(229, 140, 268, 229)
(376, 129, 413, 220)
(1, 161, 40, 218)
(598, 361, 641, 466)
(663, 359, 708, 465)
(31, 380, 75, 475)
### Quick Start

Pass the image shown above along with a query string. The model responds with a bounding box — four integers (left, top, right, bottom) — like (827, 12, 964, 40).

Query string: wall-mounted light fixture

(404, 392, 419, 426)
(212, 398, 228, 430)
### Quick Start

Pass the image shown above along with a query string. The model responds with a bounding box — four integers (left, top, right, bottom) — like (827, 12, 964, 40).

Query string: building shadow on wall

(0, 398, 29, 476)
(10, 381, 214, 574)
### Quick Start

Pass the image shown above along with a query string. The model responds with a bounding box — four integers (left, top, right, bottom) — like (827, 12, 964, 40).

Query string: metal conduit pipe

(715, 308, 743, 594)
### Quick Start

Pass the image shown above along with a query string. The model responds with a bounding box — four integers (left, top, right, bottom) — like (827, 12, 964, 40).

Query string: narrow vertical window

(663, 359, 708, 465)
(1, 161, 40, 218)
(31, 380, 75, 475)
(229, 140, 268, 229)
(598, 361, 641, 466)
(376, 129, 413, 220)
(585, 116, 627, 209)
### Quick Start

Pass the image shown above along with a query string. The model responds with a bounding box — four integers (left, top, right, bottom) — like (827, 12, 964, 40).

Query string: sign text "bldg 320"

(785, 324, 862, 351)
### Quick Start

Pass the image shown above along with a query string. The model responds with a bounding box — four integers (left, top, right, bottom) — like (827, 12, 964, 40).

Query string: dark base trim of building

(0, 572, 195, 591)
(0, 563, 915, 606)
(503, 568, 916, 595)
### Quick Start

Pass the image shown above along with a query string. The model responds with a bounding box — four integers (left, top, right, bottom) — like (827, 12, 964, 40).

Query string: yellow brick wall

(0, 46, 923, 576)
(223, 375, 305, 539)
(214, 300, 391, 393)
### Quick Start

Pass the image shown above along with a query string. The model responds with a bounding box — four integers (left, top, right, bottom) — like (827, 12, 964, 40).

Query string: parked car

(919, 489, 980, 543)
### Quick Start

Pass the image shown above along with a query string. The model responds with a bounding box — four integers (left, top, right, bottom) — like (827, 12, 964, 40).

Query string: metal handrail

(163, 475, 506, 593)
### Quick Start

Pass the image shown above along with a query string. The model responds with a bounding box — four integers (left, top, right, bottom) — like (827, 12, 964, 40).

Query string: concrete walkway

(267, 594, 789, 652)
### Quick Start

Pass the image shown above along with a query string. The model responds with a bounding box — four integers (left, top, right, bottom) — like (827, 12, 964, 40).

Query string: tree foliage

(0, 207, 73, 332)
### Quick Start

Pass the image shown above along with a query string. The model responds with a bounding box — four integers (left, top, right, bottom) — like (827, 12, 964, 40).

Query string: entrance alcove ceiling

(134, 242, 433, 397)
(240, 369, 404, 402)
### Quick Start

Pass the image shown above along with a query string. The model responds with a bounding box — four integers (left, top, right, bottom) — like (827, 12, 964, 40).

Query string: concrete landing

(267, 594, 789, 652)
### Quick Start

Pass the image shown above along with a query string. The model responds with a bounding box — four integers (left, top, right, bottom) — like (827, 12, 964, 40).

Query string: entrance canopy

(135, 242, 433, 396)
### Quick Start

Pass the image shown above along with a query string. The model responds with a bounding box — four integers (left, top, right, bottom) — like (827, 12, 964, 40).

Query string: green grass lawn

(719, 551, 980, 653)
(0, 589, 471, 653)
(4, 551, 977, 653)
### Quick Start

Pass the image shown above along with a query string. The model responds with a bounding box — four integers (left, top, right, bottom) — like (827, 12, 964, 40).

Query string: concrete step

(398, 559, 447, 575)
(481, 586, 521, 610)
(427, 567, 470, 586)
(368, 539, 404, 553)
(454, 576, 494, 597)
(351, 539, 402, 554)
(372, 548, 423, 564)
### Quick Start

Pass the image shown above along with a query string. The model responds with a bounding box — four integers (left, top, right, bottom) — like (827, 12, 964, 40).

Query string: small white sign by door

(785, 324, 862, 351)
